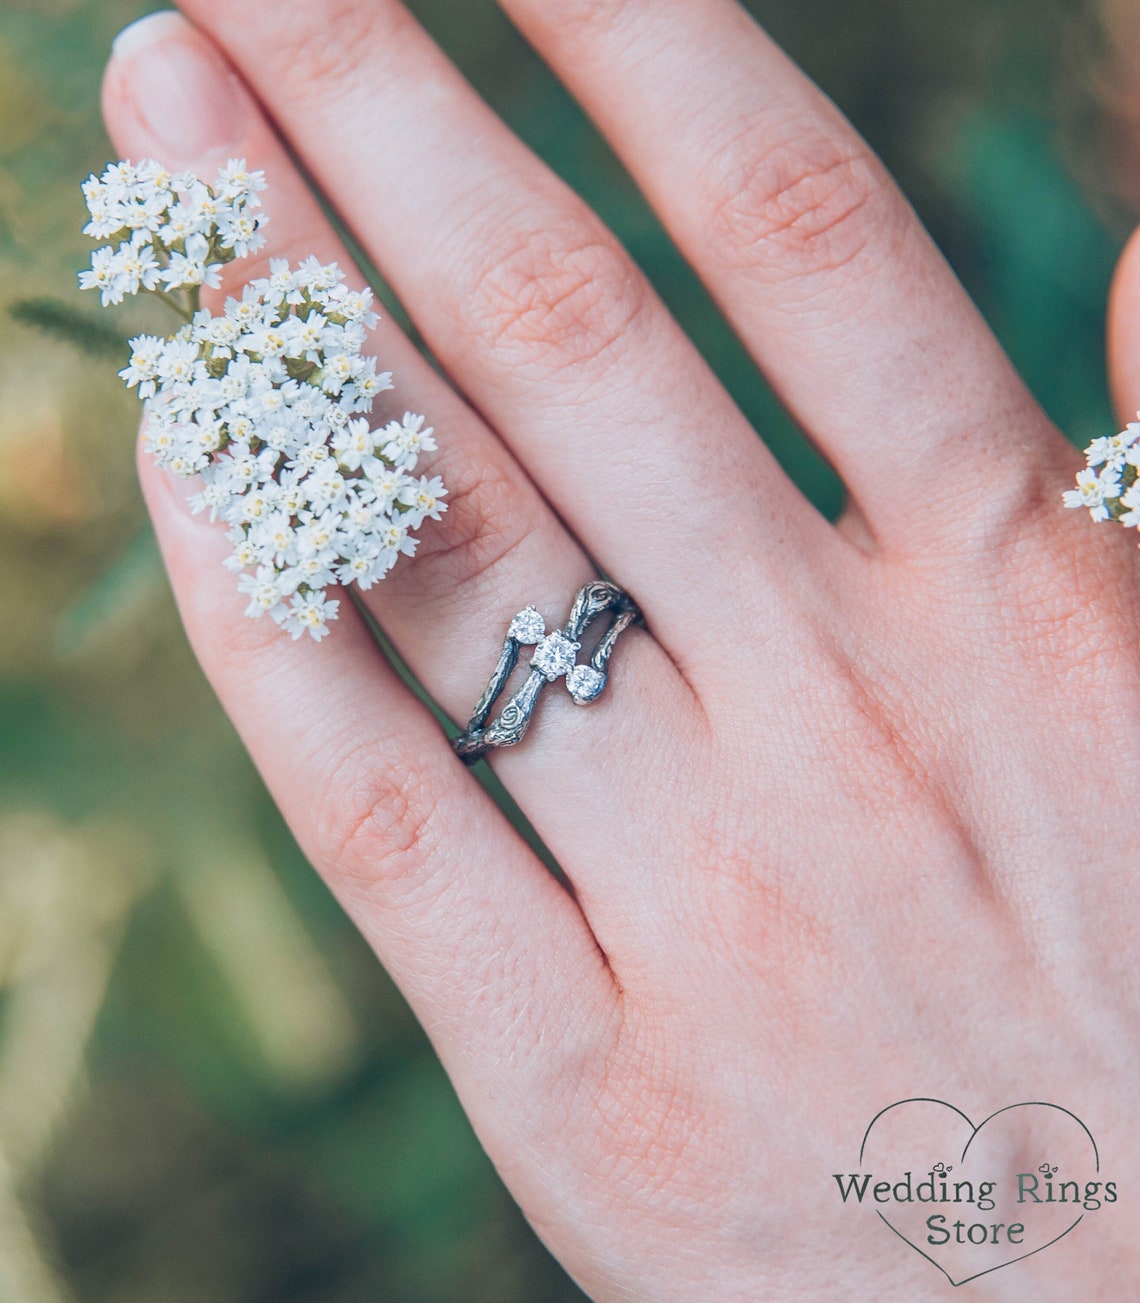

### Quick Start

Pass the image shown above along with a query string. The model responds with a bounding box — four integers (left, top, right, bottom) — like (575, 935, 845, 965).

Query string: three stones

(507, 605, 606, 704)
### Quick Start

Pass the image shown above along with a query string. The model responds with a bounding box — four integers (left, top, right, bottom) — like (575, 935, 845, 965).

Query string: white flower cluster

(1063, 419, 1140, 532)
(80, 159, 445, 641)
(80, 157, 266, 307)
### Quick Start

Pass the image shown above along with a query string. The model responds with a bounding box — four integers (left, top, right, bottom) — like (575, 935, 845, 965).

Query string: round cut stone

(566, 664, 605, 703)
(508, 605, 546, 644)
(530, 630, 580, 681)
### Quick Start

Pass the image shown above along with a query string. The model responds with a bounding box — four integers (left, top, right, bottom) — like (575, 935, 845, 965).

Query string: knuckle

(263, 0, 400, 101)
(315, 742, 441, 893)
(574, 1012, 713, 1207)
(387, 454, 542, 610)
(537, 0, 630, 41)
(460, 218, 648, 376)
(704, 122, 885, 277)
(986, 496, 1140, 692)
(178, 566, 294, 668)
(208, 609, 293, 665)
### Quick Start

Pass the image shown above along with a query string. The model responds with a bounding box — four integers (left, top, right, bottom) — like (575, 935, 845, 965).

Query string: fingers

(132, 445, 619, 1140)
(169, 0, 842, 654)
(499, 0, 1076, 555)
(101, 12, 700, 934)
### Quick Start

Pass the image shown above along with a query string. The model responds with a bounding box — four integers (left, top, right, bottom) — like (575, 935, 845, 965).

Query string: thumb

(1107, 225, 1140, 424)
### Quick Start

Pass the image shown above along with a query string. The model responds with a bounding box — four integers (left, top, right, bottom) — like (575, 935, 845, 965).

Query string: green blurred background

(0, 0, 1133, 1299)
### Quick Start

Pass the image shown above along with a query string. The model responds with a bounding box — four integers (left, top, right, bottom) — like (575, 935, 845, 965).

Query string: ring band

(453, 581, 642, 765)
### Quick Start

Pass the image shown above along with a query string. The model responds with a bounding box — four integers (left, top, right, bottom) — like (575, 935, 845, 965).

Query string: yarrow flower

(80, 158, 446, 641)
(1063, 420, 1138, 532)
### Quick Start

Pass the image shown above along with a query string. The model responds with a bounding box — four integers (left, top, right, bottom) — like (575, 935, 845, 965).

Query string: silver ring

(453, 581, 642, 765)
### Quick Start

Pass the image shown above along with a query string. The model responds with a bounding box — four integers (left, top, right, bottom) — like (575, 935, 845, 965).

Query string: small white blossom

(399, 474, 448, 527)
(1085, 431, 1133, 469)
(1063, 467, 1119, 523)
(332, 418, 375, 471)
(119, 334, 166, 398)
(279, 590, 339, 641)
(78, 246, 123, 305)
(239, 566, 289, 618)
(1119, 480, 1140, 529)
(381, 412, 437, 470)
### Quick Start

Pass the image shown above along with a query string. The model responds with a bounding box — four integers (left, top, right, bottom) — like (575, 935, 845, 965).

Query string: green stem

(150, 287, 194, 322)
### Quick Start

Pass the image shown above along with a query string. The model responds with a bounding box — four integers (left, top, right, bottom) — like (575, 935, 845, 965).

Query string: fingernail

(111, 10, 248, 161)
(111, 9, 183, 57)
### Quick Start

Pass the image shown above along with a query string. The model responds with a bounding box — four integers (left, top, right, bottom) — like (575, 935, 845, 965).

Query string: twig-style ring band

(452, 581, 642, 765)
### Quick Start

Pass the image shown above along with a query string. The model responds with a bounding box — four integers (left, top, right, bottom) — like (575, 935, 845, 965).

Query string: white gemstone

(530, 630, 580, 681)
(566, 664, 605, 703)
(508, 605, 546, 644)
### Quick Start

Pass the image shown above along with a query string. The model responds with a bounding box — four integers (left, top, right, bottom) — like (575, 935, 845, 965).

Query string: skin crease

(100, 2, 1140, 1299)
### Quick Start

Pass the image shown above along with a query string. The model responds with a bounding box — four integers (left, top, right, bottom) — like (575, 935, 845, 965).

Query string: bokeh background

(0, 0, 1135, 1299)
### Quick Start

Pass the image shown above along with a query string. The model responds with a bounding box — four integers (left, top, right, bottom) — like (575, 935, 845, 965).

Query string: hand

(101, 3, 1140, 1297)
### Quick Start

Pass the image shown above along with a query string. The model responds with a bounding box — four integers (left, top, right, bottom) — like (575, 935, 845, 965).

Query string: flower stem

(150, 287, 194, 322)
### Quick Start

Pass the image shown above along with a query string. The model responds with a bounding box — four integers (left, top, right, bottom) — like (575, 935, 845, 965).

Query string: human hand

(101, 2, 1140, 1298)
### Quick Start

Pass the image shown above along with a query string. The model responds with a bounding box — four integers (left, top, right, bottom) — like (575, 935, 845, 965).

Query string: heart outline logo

(858, 1099, 1100, 1287)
